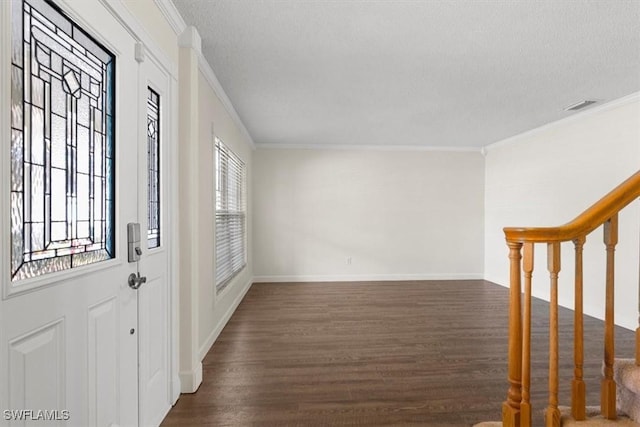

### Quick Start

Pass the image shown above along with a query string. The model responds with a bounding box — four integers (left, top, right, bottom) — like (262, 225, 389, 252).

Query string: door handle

(128, 272, 147, 290)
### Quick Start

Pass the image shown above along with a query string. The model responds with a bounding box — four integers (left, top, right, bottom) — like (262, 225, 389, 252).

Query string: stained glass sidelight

(10, 0, 115, 281)
(147, 88, 160, 248)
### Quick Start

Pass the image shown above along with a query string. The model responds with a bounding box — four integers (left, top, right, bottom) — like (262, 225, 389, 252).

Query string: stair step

(612, 358, 640, 422)
(561, 406, 640, 427)
(614, 359, 640, 394)
(473, 407, 640, 427)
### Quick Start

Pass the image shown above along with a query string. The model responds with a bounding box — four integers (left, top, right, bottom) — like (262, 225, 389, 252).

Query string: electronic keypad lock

(127, 223, 142, 262)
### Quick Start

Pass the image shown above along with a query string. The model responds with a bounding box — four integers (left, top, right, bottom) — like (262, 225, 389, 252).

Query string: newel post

(503, 241, 524, 427)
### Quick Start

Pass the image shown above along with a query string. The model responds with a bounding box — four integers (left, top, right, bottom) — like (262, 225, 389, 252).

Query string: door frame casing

(97, 0, 182, 406)
(0, 0, 11, 419)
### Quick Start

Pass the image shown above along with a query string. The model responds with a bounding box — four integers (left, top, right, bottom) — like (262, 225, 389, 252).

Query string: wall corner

(178, 26, 202, 53)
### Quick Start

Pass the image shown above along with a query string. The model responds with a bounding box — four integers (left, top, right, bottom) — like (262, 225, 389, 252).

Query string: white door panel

(8, 318, 65, 422)
(87, 297, 119, 427)
(137, 54, 172, 427)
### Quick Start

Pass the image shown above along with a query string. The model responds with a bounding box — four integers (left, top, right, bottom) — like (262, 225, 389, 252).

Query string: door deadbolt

(127, 223, 142, 262)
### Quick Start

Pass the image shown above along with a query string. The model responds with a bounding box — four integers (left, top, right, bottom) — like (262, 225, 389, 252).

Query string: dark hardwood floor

(160, 280, 636, 426)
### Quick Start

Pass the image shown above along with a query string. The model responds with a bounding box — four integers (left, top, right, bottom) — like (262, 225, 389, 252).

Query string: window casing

(215, 137, 246, 292)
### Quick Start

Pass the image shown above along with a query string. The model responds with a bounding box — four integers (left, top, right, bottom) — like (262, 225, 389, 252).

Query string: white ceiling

(172, 0, 640, 149)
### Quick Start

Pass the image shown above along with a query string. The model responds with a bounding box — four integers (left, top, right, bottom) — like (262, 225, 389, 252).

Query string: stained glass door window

(146, 88, 160, 248)
(10, 0, 116, 281)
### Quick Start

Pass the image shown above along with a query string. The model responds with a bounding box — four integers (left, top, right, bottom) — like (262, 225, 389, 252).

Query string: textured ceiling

(172, 0, 640, 148)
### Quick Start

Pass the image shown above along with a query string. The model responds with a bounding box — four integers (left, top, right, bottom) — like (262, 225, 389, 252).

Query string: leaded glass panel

(146, 88, 160, 249)
(10, 0, 115, 281)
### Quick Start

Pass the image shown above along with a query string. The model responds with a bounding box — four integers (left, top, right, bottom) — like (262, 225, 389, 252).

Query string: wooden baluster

(636, 325, 640, 366)
(545, 242, 561, 427)
(503, 241, 523, 427)
(521, 242, 534, 427)
(572, 236, 586, 420)
(601, 214, 618, 419)
(636, 327, 640, 366)
(637, 268, 640, 366)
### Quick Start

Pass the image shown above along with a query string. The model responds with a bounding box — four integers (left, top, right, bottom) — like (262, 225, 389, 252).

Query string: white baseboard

(583, 302, 636, 332)
(179, 361, 202, 393)
(618, 313, 637, 332)
(253, 273, 484, 283)
(483, 275, 507, 288)
(485, 278, 636, 332)
(171, 374, 181, 404)
(198, 278, 253, 361)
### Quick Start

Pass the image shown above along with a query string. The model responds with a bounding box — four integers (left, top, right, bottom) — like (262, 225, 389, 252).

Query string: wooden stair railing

(501, 170, 640, 427)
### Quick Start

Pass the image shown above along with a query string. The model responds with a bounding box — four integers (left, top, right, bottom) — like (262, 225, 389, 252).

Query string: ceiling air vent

(564, 100, 598, 111)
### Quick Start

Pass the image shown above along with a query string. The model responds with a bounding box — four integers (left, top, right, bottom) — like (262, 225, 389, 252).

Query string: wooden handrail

(504, 170, 640, 243)
(500, 170, 640, 427)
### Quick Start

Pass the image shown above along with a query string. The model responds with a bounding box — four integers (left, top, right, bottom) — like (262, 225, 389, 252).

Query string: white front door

(1, 0, 143, 425)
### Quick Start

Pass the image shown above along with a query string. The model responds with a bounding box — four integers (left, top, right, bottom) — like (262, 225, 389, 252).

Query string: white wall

(253, 149, 485, 281)
(122, 0, 178, 64)
(174, 27, 254, 391)
(484, 95, 640, 330)
(197, 69, 253, 360)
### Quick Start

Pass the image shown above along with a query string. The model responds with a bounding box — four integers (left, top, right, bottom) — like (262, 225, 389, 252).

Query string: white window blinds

(215, 138, 246, 292)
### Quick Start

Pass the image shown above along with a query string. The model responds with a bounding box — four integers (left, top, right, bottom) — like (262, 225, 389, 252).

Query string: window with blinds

(215, 137, 246, 292)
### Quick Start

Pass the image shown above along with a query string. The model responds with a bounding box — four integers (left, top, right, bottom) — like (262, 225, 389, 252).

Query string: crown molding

(155, 1, 257, 150)
(255, 143, 482, 152)
(153, 0, 186, 35)
(178, 25, 201, 52)
(196, 52, 256, 150)
(483, 91, 640, 154)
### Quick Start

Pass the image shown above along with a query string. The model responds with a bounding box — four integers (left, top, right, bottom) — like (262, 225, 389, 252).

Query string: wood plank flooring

(160, 280, 636, 426)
